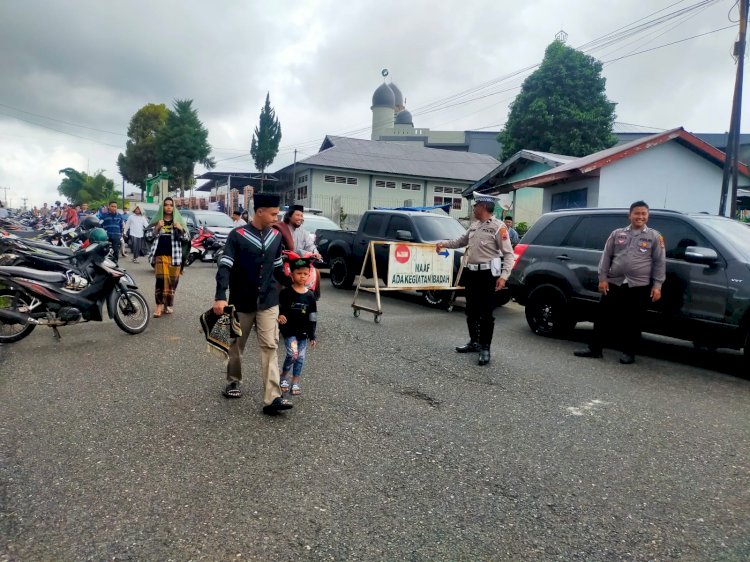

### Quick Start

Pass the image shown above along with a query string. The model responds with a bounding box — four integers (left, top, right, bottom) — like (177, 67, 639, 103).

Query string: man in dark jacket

(213, 193, 293, 414)
(99, 201, 124, 264)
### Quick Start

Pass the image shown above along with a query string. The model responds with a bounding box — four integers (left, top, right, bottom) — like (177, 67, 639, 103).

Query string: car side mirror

(395, 230, 413, 241)
(684, 246, 718, 264)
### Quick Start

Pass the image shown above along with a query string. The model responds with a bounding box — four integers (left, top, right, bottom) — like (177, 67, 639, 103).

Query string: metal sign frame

(351, 240, 465, 322)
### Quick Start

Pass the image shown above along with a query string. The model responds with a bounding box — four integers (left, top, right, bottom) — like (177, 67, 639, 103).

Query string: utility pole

(21, 197, 28, 211)
(720, 0, 748, 217)
(0, 186, 9, 206)
(292, 149, 298, 202)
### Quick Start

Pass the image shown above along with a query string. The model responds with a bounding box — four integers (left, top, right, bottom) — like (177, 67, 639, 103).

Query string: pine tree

(250, 93, 282, 192)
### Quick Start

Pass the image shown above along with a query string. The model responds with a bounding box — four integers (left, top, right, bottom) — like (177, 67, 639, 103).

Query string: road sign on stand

(351, 241, 464, 322)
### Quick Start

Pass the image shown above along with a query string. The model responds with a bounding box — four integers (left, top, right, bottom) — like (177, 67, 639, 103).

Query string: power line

(272, 0, 722, 151)
(0, 0, 728, 159)
(0, 102, 126, 136)
(0, 110, 125, 149)
(603, 24, 735, 64)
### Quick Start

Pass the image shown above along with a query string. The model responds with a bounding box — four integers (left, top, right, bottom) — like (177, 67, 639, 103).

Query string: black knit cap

(253, 193, 280, 209)
(290, 257, 314, 271)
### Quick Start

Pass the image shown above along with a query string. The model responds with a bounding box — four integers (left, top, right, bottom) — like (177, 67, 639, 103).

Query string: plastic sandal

(280, 379, 290, 392)
(263, 397, 293, 414)
(223, 381, 242, 398)
(291, 384, 301, 396)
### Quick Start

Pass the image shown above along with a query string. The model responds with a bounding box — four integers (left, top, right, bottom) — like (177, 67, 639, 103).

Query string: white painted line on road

(566, 399, 611, 416)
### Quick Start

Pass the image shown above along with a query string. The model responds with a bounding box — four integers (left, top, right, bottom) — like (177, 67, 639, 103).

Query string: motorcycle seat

(21, 241, 74, 256)
(30, 251, 76, 261)
(0, 266, 68, 284)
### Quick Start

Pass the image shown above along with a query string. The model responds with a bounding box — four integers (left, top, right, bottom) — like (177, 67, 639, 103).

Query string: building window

(551, 188, 587, 211)
(402, 182, 421, 191)
(375, 180, 397, 189)
(324, 174, 358, 185)
(296, 174, 308, 184)
(434, 186, 462, 195)
(296, 186, 308, 200)
(434, 196, 462, 210)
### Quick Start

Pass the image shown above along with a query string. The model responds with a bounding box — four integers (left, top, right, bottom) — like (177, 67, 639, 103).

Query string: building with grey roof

(273, 135, 499, 225)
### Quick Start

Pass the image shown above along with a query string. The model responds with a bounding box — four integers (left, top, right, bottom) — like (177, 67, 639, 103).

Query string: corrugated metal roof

(296, 136, 500, 182)
(510, 127, 750, 189)
(522, 150, 577, 164)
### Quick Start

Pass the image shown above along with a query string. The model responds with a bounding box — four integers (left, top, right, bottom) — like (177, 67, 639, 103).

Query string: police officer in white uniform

(436, 194, 515, 366)
(574, 200, 666, 364)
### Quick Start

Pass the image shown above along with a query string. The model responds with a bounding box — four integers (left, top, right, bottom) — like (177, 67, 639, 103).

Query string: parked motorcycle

(0, 220, 120, 282)
(0, 241, 150, 343)
(184, 226, 224, 266)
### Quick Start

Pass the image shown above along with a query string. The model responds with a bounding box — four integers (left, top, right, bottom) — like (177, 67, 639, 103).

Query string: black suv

(509, 208, 750, 365)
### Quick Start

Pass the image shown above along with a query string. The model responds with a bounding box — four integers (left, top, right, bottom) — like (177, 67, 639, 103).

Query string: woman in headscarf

(148, 197, 188, 317)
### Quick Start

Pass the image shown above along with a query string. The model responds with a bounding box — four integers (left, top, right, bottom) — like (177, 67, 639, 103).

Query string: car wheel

(525, 283, 575, 337)
(495, 289, 512, 308)
(329, 256, 354, 289)
(422, 290, 452, 309)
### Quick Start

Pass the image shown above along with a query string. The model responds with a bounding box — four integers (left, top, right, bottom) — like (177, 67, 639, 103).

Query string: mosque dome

(395, 110, 413, 125)
(389, 83, 404, 108)
(372, 83, 396, 108)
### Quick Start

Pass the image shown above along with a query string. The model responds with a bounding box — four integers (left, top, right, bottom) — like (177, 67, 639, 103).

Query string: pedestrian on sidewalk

(124, 206, 149, 263)
(148, 197, 187, 317)
(278, 253, 318, 396)
(213, 193, 293, 415)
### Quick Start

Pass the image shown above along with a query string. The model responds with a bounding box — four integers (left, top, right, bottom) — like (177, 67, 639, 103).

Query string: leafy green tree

(117, 103, 169, 200)
(57, 168, 117, 208)
(250, 93, 282, 192)
(499, 40, 618, 160)
(156, 99, 215, 197)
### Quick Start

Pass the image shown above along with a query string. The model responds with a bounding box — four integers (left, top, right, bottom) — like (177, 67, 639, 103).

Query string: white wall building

(274, 136, 499, 227)
(476, 128, 750, 218)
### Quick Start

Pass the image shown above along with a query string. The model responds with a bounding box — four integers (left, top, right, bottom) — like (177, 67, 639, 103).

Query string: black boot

(456, 341, 480, 353)
(574, 347, 603, 358)
(478, 347, 491, 366)
(456, 319, 480, 353)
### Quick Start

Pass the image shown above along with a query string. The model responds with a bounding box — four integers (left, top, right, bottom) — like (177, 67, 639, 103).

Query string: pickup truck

(316, 209, 511, 308)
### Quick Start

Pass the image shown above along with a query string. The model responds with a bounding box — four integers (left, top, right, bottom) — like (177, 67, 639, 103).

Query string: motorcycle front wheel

(0, 290, 37, 343)
(113, 290, 150, 334)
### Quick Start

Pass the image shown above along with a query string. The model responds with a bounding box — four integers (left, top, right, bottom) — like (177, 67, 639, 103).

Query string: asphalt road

(2, 261, 749, 561)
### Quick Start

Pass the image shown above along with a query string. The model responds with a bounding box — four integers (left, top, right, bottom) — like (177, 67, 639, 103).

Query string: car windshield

(194, 213, 234, 228)
(302, 215, 341, 232)
(413, 214, 467, 241)
(695, 216, 750, 261)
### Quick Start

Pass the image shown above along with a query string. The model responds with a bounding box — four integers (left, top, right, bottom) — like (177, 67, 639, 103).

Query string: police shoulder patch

(658, 235, 665, 248)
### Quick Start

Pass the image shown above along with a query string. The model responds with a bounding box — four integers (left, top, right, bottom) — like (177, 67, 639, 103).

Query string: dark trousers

(464, 269, 497, 348)
(109, 237, 121, 264)
(590, 283, 651, 355)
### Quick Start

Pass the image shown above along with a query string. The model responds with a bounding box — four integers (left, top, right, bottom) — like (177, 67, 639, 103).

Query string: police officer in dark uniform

(574, 200, 666, 364)
(436, 194, 515, 366)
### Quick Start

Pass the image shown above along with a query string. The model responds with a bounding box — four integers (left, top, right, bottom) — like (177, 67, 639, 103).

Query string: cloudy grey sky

(0, 0, 745, 207)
